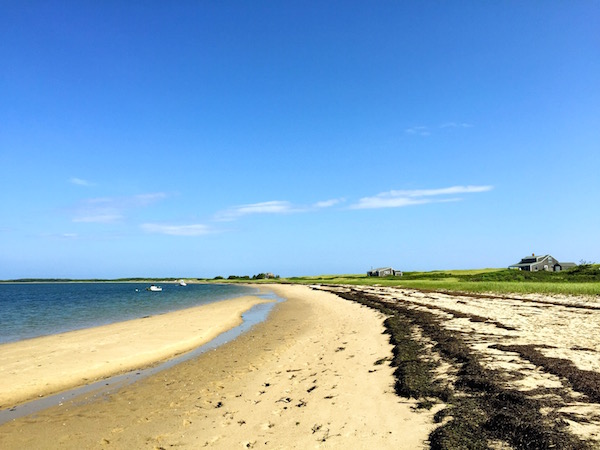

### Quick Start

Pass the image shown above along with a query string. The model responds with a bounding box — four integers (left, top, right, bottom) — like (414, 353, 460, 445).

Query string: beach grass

(269, 265, 600, 296)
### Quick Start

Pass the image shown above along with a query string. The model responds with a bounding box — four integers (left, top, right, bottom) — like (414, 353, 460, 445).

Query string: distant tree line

(212, 273, 280, 280)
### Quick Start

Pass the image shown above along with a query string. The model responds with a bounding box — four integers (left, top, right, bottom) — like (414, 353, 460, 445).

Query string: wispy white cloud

(132, 192, 168, 205)
(313, 198, 345, 209)
(73, 212, 123, 223)
(141, 223, 212, 236)
(39, 232, 82, 240)
(69, 177, 95, 186)
(215, 200, 298, 222)
(349, 185, 493, 209)
(71, 193, 167, 223)
(405, 126, 431, 136)
(386, 185, 493, 197)
(405, 122, 474, 137)
(233, 200, 294, 215)
(440, 122, 473, 129)
(215, 198, 345, 222)
(67, 186, 491, 235)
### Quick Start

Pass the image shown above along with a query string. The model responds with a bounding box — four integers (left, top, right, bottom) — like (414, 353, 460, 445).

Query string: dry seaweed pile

(316, 285, 600, 449)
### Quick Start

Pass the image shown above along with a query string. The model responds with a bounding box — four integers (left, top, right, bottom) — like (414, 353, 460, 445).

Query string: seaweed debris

(492, 344, 600, 404)
(330, 287, 592, 450)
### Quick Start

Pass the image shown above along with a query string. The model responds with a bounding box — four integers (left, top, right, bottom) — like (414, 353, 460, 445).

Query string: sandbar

(0, 295, 270, 408)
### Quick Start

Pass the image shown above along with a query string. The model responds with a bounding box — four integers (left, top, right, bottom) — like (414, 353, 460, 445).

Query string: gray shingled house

(508, 254, 576, 272)
(367, 267, 403, 277)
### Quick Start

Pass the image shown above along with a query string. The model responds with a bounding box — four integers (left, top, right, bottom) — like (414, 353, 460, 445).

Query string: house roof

(557, 262, 577, 268)
(512, 254, 551, 264)
(509, 254, 576, 269)
(509, 263, 532, 268)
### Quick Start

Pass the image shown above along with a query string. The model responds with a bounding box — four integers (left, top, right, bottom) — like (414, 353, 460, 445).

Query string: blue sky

(1, 1, 599, 279)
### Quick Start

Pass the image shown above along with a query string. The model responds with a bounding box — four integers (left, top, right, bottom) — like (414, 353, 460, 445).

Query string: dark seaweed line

(329, 287, 593, 450)
(400, 287, 600, 312)
(388, 297, 518, 331)
(491, 344, 600, 404)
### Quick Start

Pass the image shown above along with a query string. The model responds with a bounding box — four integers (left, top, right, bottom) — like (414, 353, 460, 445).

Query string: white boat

(146, 285, 162, 292)
(179, 280, 187, 286)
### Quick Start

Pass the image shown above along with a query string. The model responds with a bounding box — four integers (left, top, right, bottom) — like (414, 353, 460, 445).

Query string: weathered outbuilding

(367, 267, 403, 277)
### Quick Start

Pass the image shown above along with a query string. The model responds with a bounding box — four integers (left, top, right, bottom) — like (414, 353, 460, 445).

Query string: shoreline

(0, 295, 272, 408)
(0, 282, 258, 346)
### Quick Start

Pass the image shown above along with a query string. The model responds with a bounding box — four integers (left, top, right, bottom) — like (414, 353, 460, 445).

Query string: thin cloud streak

(69, 177, 95, 186)
(386, 185, 493, 198)
(313, 198, 345, 209)
(73, 213, 122, 223)
(214, 198, 342, 222)
(405, 122, 474, 137)
(215, 201, 294, 221)
(71, 192, 168, 223)
(350, 185, 493, 209)
(440, 122, 473, 128)
(141, 223, 212, 236)
(405, 126, 430, 136)
(132, 193, 168, 205)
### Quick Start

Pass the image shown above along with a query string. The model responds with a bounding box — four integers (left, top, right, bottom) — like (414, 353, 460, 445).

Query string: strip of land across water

(0, 283, 599, 449)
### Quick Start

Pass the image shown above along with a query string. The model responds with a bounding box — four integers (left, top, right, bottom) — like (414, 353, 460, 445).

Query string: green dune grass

(278, 265, 600, 296)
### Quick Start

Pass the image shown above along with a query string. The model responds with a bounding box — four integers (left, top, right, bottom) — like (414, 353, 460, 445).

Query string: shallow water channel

(0, 291, 282, 425)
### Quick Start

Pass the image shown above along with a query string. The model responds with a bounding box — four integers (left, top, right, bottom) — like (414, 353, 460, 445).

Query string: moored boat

(146, 285, 162, 292)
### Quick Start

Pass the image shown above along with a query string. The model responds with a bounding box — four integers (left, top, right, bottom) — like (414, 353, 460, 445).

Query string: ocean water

(0, 282, 260, 345)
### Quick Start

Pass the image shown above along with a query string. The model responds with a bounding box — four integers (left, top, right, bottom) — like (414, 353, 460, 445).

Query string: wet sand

(0, 295, 271, 408)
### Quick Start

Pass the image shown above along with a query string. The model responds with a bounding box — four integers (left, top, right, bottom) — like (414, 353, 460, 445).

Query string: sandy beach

(318, 284, 600, 448)
(2, 283, 598, 449)
(0, 295, 270, 409)
(0, 284, 437, 449)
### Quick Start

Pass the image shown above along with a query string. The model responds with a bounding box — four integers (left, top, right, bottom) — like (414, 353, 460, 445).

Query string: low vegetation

(281, 265, 600, 296)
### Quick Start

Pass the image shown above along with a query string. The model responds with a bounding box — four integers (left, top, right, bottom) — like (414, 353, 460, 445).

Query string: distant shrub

(463, 267, 600, 283)
(402, 272, 455, 280)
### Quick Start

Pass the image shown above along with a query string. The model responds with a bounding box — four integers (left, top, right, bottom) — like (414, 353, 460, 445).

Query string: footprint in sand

(261, 421, 275, 430)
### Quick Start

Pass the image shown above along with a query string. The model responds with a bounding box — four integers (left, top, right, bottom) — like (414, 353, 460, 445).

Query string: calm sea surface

(0, 283, 259, 345)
